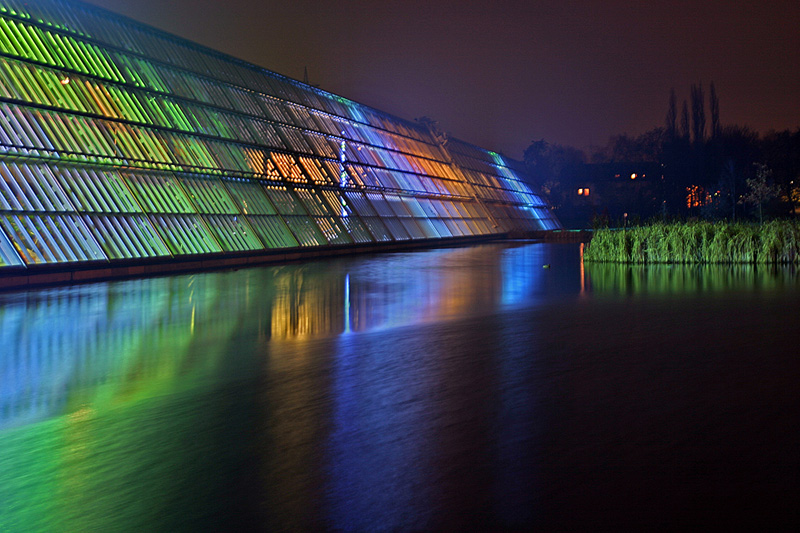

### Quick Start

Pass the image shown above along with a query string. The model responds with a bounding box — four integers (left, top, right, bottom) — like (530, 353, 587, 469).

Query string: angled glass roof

(0, 0, 560, 276)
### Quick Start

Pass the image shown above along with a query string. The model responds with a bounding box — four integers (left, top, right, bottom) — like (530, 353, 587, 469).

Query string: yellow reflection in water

(270, 268, 346, 340)
(266, 247, 516, 340)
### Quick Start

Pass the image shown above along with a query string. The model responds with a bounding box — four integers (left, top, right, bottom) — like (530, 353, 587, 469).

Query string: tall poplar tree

(709, 82, 720, 139)
(680, 100, 690, 140)
(690, 83, 706, 144)
(665, 88, 677, 139)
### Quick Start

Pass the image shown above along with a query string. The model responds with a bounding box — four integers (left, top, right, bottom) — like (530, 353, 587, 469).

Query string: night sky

(83, 0, 799, 159)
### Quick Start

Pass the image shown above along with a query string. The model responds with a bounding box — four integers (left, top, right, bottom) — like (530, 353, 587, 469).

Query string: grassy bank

(583, 221, 800, 264)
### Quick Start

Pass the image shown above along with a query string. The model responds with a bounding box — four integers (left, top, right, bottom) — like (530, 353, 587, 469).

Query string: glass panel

(245, 215, 298, 249)
(294, 188, 333, 217)
(312, 216, 352, 245)
(148, 214, 222, 256)
(298, 157, 333, 185)
(365, 192, 394, 217)
(401, 197, 426, 217)
(178, 175, 239, 214)
(58, 167, 138, 213)
(413, 217, 441, 239)
(344, 191, 377, 217)
(271, 152, 307, 183)
(398, 217, 425, 239)
(123, 173, 195, 214)
(340, 216, 374, 244)
(224, 179, 277, 215)
(282, 216, 327, 246)
(264, 187, 306, 215)
(0, 226, 24, 267)
(429, 218, 452, 238)
(385, 194, 412, 217)
(360, 217, 393, 242)
(202, 214, 264, 252)
(382, 218, 411, 241)
(0, 213, 105, 264)
(86, 214, 170, 259)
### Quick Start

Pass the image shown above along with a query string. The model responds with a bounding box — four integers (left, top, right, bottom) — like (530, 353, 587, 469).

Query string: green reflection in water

(585, 261, 800, 295)
(0, 243, 560, 531)
(0, 272, 265, 531)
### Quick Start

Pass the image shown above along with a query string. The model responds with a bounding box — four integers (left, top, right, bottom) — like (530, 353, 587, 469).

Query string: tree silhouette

(665, 88, 677, 139)
(709, 82, 720, 139)
(722, 159, 738, 221)
(680, 100, 690, 140)
(742, 163, 780, 223)
(690, 83, 705, 144)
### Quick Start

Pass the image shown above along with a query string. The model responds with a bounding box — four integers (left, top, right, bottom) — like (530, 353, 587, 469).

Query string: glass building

(0, 0, 559, 285)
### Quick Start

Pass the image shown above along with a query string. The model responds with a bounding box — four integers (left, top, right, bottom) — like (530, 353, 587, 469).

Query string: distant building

(556, 162, 663, 227)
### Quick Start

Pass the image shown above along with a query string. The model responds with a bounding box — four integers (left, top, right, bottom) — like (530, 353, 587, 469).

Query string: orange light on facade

(577, 188, 583, 195)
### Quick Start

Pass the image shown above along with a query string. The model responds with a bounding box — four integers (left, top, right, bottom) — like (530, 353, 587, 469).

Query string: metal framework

(0, 0, 560, 273)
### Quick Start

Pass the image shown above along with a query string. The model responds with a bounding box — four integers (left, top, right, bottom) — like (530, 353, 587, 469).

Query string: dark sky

(83, 0, 799, 159)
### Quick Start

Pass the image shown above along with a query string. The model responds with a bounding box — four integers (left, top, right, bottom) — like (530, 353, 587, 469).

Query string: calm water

(1, 242, 798, 531)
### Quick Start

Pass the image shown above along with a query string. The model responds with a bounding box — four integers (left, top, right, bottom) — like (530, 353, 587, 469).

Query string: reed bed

(583, 221, 800, 264)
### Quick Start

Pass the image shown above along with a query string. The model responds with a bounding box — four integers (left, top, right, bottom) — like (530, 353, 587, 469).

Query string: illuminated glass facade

(0, 0, 559, 277)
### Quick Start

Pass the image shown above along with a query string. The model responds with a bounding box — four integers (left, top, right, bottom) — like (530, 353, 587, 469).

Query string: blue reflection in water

(343, 272, 351, 334)
(323, 243, 581, 529)
(328, 330, 438, 530)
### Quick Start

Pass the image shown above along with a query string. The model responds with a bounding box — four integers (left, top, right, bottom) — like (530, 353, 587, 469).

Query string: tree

(593, 128, 666, 163)
(636, 128, 667, 162)
(523, 139, 586, 207)
(741, 163, 780, 223)
(690, 83, 705, 144)
(523, 139, 551, 183)
(709, 82, 720, 139)
(721, 159, 738, 221)
(524, 140, 585, 183)
(415, 116, 447, 146)
(599, 133, 640, 162)
(680, 100, 690, 141)
(761, 129, 800, 216)
(665, 88, 677, 139)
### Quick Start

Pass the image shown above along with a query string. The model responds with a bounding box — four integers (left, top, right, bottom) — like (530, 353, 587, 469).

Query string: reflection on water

(1, 243, 798, 530)
(586, 259, 800, 295)
(0, 244, 567, 429)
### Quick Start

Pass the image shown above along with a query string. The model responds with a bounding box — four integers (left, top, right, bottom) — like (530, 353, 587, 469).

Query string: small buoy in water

(542, 264, 550, 269)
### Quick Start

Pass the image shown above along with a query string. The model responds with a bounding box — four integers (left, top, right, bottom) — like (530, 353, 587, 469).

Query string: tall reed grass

(583, 221, 800, 264)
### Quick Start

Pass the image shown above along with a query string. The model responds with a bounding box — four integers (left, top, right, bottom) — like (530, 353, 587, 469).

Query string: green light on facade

(0, 0, 559, 277)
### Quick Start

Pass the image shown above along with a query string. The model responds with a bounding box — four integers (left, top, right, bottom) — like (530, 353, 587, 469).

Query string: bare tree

(741, 163, 780, 224)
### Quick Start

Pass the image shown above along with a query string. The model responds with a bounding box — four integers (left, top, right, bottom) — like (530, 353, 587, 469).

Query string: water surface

(1, 243, 798, 530)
